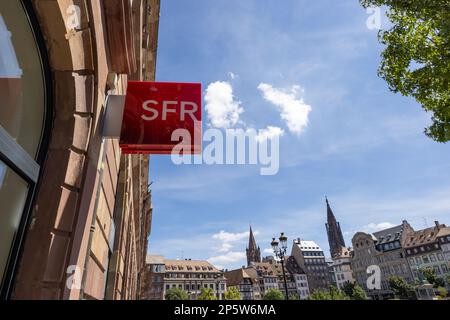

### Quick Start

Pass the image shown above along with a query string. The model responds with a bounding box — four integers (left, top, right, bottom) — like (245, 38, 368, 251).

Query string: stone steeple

(325, 198, 346, 258)
(246, 226, 261, 266)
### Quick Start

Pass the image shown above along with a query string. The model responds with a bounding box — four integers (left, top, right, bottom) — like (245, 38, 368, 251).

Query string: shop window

(0, 4, 45, 158)
(0, 160, 29, 279)
(0, 1, 49, 296)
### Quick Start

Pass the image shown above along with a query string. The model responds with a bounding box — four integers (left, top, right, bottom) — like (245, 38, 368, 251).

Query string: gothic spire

(249, 226, 257, 250)
(326, 197, 337, 223)
(246, 225, 261, 266)
(325, 198, 346, 258)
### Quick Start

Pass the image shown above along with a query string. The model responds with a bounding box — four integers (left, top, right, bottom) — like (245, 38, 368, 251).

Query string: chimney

(435, 221, 441, 229)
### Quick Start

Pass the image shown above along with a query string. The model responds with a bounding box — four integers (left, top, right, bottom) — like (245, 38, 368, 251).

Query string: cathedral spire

(246, 225, 261, 266)
(326, 197, 336, 223)
(325, 198, 346, 258)
(249, 226, 257, 250)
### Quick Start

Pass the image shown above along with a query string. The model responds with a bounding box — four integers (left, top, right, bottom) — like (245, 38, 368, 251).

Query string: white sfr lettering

(141, 100, 199, 122)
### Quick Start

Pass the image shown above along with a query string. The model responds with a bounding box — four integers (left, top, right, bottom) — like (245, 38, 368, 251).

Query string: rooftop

(285, 256, 306, 275)
(146, 255, 165, 265)
(250, 262, 277, 276)
(404, 222, 446, 248)
(294, 240, 323, 252)
(373, 224, 404, 245)
(224, 268, 257, 286)
(332, 247, 353, 259)
(164, 259, 220, 273)
(437, 227, 450, 238)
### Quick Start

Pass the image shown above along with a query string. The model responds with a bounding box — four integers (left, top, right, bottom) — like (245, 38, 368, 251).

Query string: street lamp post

(271, 233, 289, 300)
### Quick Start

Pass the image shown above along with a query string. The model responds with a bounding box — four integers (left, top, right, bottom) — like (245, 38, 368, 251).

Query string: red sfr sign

(120, 81, 202, 154)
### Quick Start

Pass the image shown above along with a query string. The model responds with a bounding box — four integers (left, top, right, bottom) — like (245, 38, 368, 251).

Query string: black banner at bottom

(0, 300, 444, 319)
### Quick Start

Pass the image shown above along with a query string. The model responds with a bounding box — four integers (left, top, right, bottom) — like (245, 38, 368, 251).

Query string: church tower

(325, 198, 346, 258)
(246, 226, 261, 266)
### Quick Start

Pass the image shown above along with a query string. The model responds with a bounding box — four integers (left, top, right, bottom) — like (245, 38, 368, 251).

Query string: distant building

(291, 239, 331, 292)
(285, 256, 310, 299)
(325, 198, 346, 258)
(252, 257, 310, 299)
(142, 256, 226, 300)
(224, 267, 260, 300)
(249, 261, 279, 296)
(324, 198, 356, 290)
(404, 222, 450, 283)
(326, 259, 337, 287)
(246, 226, 261, 266)
(437, 227, 450, 266)
(266, 258, 297, 299)
(241, 267, 263, 300)
(331, 247, 354, 291)
(351, 221, 415, 300)
(141, 255, 165, 300)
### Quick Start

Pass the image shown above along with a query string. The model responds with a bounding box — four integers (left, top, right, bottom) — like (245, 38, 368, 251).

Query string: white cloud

(209, 230, 257, 268)
(212, 230, 250, 243)
(343, 222, 397, 239)
(362, 222, 397, 233)
(255, 126, 285, 142)
(262, 248, 274, 255)
(258, 83, 312, 135)
(205, 81, 244, 129)
(208, 251, 246, 270)
(218, 243, 233, 253)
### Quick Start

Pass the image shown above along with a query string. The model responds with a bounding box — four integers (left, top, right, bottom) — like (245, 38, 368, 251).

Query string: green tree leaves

(197, 288, 218, 300)
(224, 287, 242, 300)
(388, 275, 416, 300)
(263, 289, 285, 300)
(360, 0, 450, 142)
(341, 281, 368, 300)
(308, 286, 349, 300)
(165, 288, 190, 300)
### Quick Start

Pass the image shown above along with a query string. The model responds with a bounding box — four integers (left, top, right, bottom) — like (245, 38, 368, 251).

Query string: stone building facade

(268, 257, 302, 298)
(437, 227, 450, 267)
(249, 257, 310, 299)
(351, 221, 414, 300)
(142, 257, 227, 300)
(250, 261, 279, 296)
(1, 0, 160, 300)
(331, 247, 354, 291)
(225, 267, 261, 300)
(404, 222, 450, 283)
(140, 255, 165, 300)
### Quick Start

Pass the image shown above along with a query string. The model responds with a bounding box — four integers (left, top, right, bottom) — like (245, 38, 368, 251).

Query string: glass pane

(0, 1, 45, 159)
(0, 159, 29, 282)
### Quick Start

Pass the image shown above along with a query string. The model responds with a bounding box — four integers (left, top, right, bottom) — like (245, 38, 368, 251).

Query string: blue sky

(148, 0, 450, 270)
